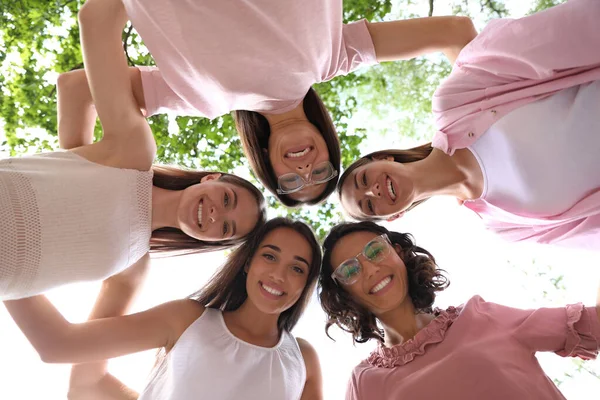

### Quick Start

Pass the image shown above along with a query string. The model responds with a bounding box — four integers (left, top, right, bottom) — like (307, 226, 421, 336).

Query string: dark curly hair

(318, 221, 449, 344)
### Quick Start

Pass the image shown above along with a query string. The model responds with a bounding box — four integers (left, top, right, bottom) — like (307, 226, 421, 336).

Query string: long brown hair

(318, 221, 449, 344)
(150, 165, 267, 255)
(338, 143, 434, 220)
(147, 218, 322, 388)
(235, 87, 341, 207)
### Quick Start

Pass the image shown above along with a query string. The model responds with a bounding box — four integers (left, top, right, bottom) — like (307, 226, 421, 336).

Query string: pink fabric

(121, 0, 377, 119)
(430, 0, 600, 249)
(347, 296, 600, 400)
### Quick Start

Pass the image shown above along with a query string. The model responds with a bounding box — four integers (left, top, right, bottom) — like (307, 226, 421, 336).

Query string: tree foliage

(0, 0, 565, 241)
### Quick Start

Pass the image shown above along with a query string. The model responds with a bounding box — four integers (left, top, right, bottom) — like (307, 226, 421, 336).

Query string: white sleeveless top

(469, 80, 600, 217)
(138, 308, 307, 400)
(0, 151, 152, 300)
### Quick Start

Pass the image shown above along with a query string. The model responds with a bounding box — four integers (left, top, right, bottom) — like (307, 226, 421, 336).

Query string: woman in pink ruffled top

(318, 221, 600, 400)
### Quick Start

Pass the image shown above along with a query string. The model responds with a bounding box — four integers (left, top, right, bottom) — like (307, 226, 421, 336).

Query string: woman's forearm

(69, 256, 149, 395)
(57, 70, 98, 149)
(3, 295, 72, 362)
(68, 373, 139, 400)
(368, 16, 478, 64)
(57, 67, 147, 150)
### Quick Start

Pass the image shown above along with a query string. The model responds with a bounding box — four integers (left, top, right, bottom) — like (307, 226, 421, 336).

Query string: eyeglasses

(276, 161, 338, 195)
(331, 234, 391, 285)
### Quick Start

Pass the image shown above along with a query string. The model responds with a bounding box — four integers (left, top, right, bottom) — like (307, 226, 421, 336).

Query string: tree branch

(123, 24, 135, 67)
(428, 0, 434, 17)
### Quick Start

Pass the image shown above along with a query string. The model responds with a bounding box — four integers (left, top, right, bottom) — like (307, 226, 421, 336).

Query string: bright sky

(1, 0, 599, 399)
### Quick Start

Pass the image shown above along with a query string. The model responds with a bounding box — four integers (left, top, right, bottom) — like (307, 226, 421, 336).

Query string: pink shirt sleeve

(453, 0, 600, 85)
(138, 66, 205, 117)
(479, 300, 600, 359)
(345, 370, 361, 400)
(334, 20, 378, 77)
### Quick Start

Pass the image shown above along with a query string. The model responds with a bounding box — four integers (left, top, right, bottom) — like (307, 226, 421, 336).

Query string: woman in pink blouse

(104, 0, 478, 207)
(318, 221, 600, 400)
(338, 0, 600, 250)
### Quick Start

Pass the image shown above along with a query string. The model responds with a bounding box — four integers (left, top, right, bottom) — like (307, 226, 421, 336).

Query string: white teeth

(386, 178, 397, 200)
(286, 147, 310, 158)
(261, 283, 284, 296)
(371, 276, 392, 294)
(197, 203, 203, 226)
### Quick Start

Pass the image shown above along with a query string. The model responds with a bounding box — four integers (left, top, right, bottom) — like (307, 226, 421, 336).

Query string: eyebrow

(261, 244, 310, 266)
(232, 189, 238, 210)
(231, 220, 237, 238)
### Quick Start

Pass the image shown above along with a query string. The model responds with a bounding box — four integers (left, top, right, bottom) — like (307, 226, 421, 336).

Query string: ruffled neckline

(367, 306, 462, 368)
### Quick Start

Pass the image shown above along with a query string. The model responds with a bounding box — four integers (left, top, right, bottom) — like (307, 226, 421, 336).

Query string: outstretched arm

(367, 16, 477, 65)
(67, 255, 149, 400)
(3, 294, 201, 364)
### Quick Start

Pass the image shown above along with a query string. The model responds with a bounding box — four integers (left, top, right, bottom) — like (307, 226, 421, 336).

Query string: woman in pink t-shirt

(338, 0, 600, 250)
(319, 221, 600, 400)
(107, 0, 478, 207)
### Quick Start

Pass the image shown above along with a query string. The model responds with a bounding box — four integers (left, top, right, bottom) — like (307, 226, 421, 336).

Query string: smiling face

(330, 230, 410, 315)
(340, 160, 415, 220)
(245, 227, 314, 316)
(177, 175, 261, 242)
(268, 120, 331, 202)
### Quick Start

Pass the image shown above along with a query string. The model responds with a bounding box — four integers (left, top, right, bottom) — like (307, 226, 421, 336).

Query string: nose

(269, 265, 285, 283)
(365, 182, 381, 198)
(208, 206, 219, 223)
(295, 163, 312, 180)
(362, 259, 381, 280)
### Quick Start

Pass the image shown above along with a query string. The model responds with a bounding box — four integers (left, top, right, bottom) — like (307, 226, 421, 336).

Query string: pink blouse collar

(367, 306, 461, 368)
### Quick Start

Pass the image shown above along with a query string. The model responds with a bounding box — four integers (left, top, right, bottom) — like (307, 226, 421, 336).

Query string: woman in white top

(338, 1, 600, 250)
(0, 0, 267, 301)
(4, 217, 324, 400)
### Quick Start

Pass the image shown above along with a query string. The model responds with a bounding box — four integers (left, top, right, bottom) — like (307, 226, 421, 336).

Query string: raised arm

(366, 16, 477, 65)
(57, 67, 146, 150)
(298, 338, 323, 400)
(76, 0, 155, 169)
(68, 255, 150, 400)
(3, 295, 202, 364)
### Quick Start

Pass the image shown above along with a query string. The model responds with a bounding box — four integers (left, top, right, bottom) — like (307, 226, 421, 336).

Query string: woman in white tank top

(338, 0, 600, 250)
(4, 217, 324, 400)
(0, 0, 267, 302)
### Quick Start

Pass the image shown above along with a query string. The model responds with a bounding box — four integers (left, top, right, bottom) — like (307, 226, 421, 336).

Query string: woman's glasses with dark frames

(331, 234, 391, 285)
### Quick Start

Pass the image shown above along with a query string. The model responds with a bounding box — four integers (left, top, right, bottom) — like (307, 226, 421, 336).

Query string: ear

(262, 147, 269, 156)
(244, 263, 250, 274)
(200, 173, 222, 183)
(393, 243, 403, 256)
(371, 155, 394, 162)
(386, 211, 405, 222)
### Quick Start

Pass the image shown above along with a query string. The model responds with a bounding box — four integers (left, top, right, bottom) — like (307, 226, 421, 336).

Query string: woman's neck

(261, 100, 307, 127)
(151, 186, 182, 231)
(377, 300, 437, 347)
(405, 148, 483, 203)
(223, 301, 281, 347)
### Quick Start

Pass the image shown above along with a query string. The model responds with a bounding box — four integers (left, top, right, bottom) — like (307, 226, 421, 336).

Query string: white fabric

(0, 151, 152, 300)
(469, 80, 600, 217)
(138, 308, 306, 400)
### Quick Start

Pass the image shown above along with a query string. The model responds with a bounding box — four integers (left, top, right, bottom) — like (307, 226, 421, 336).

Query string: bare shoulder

(296, 337, 323, 400)
(296, 337, 320, 373)
(159, 299, 205, 351)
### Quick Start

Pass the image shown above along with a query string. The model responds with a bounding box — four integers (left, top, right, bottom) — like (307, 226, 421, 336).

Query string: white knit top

(0, 151, 152, 300)
(138, 308, 307, 400)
